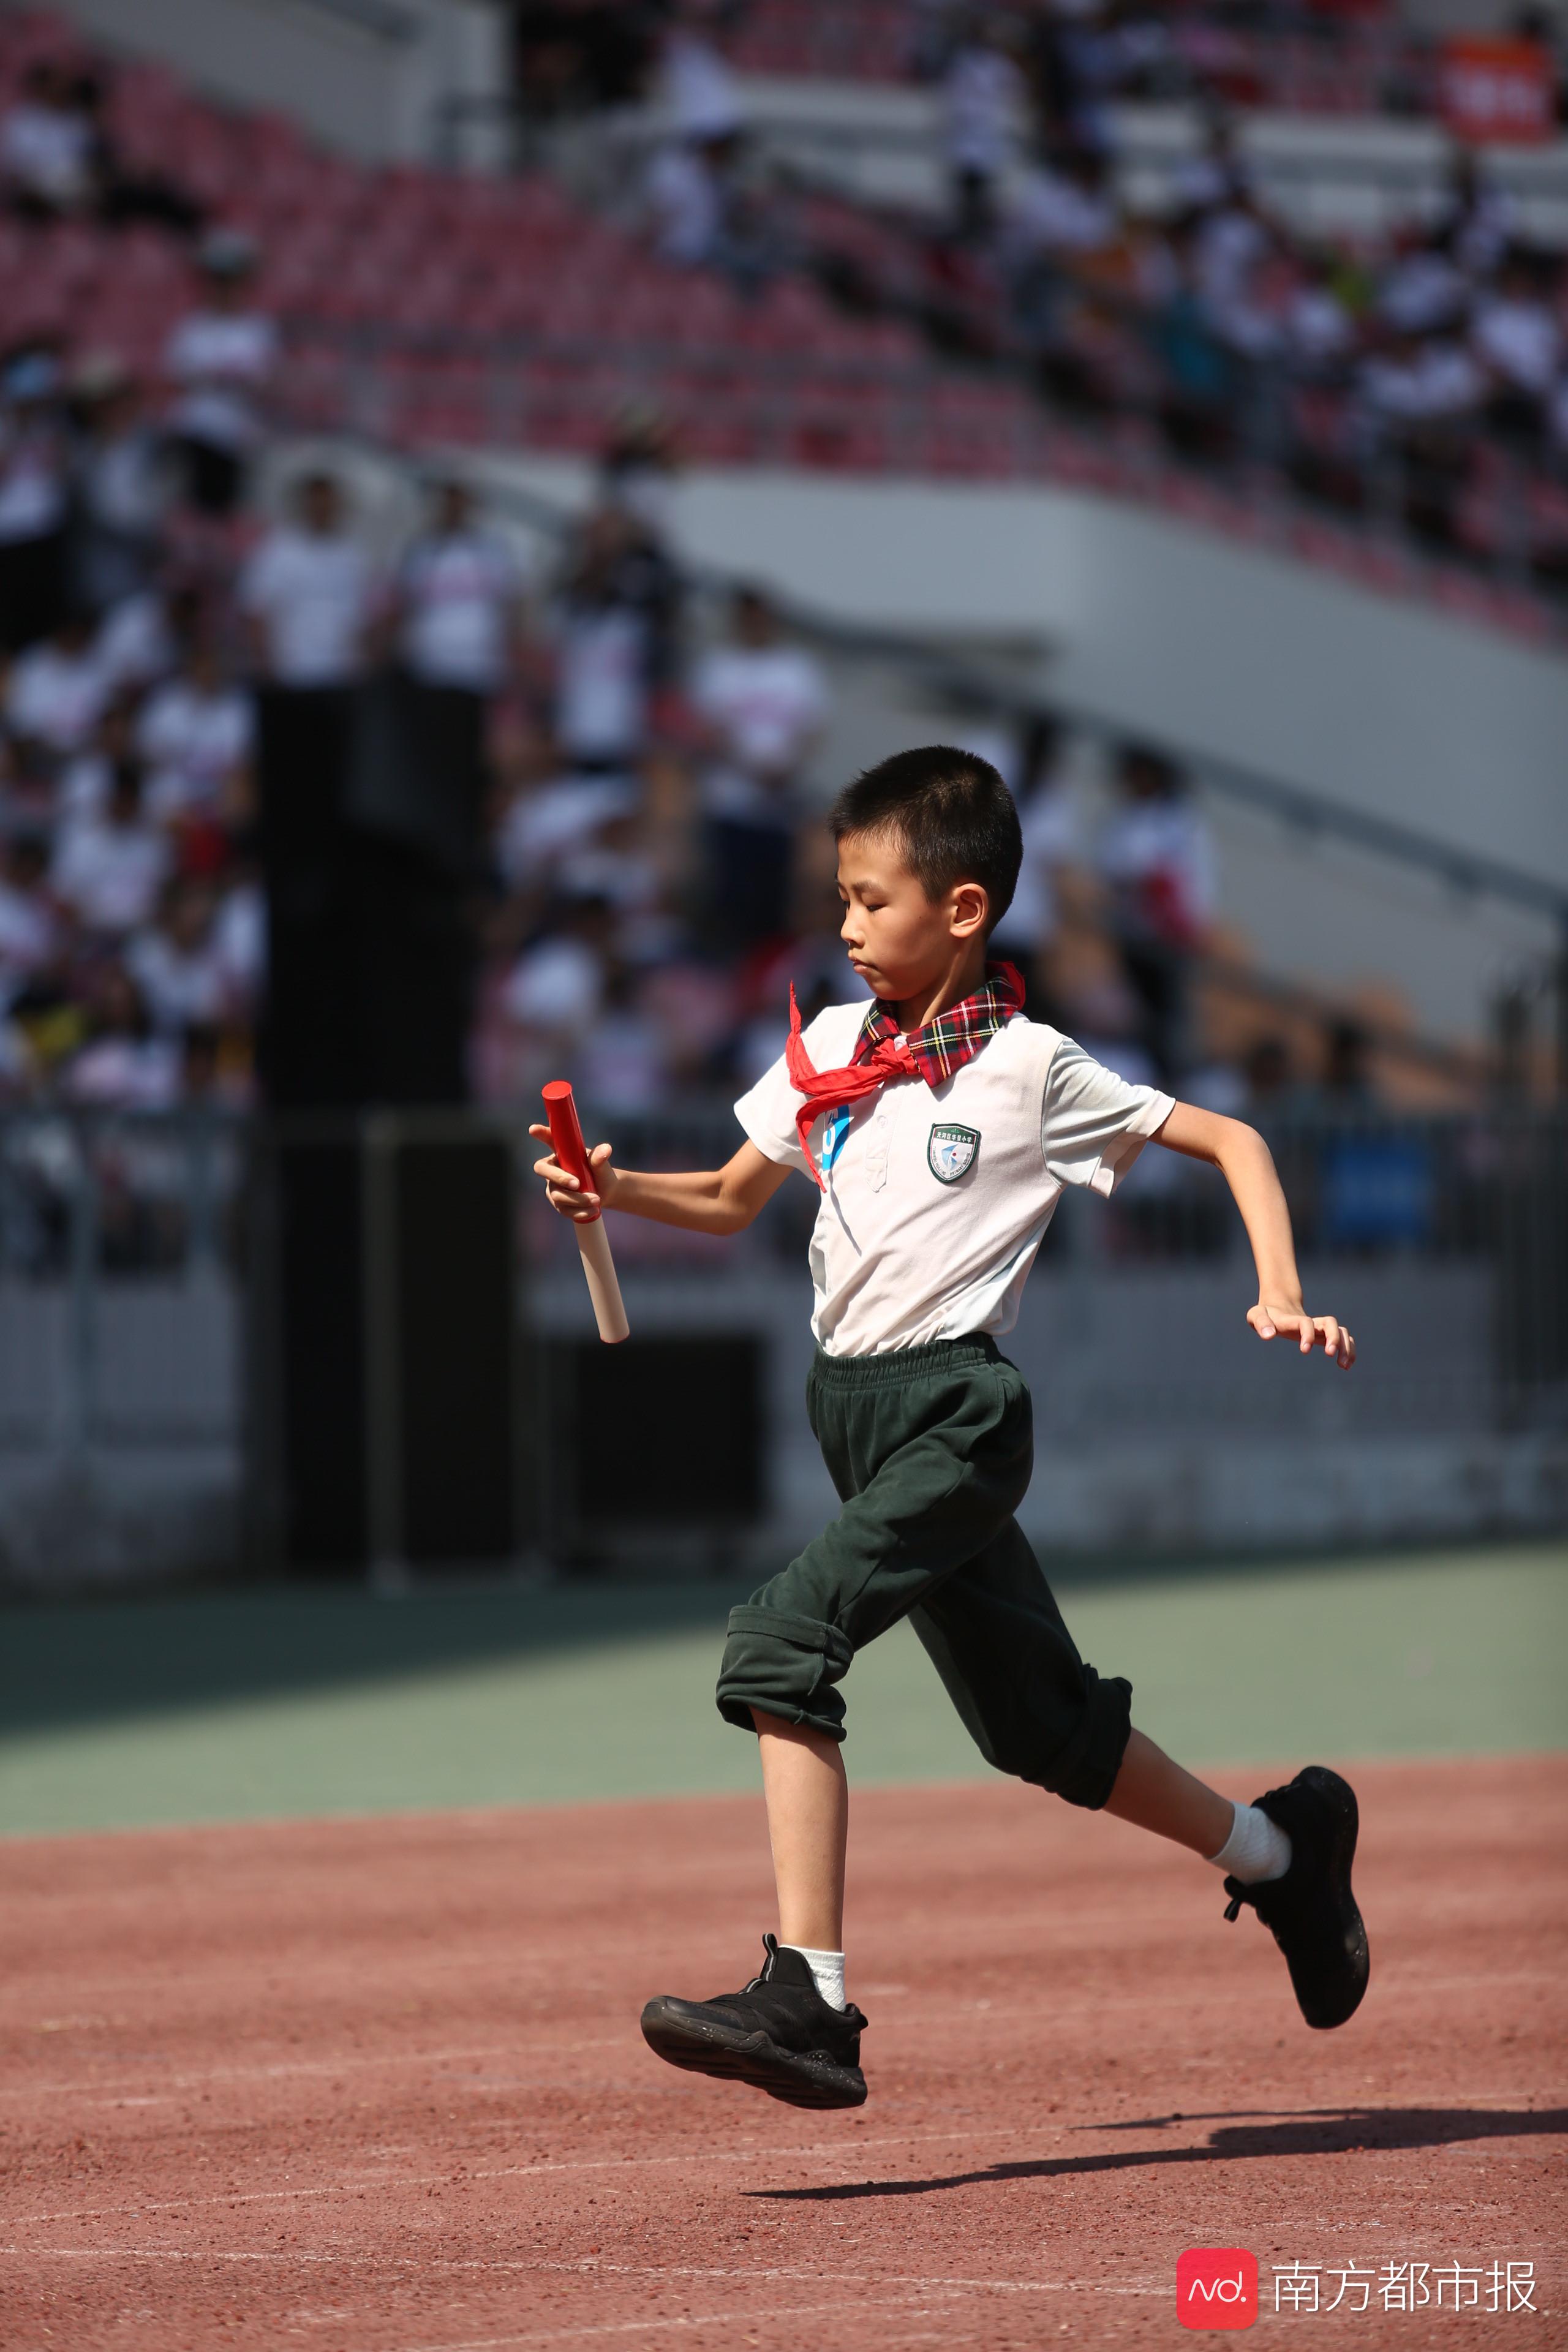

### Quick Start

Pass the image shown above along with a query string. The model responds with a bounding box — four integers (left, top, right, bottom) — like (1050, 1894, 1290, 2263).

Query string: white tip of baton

(575, 1213, 630, 1344)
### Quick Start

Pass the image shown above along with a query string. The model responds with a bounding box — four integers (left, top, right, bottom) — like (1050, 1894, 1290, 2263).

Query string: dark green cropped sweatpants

(715, 1335, 1133, 1811)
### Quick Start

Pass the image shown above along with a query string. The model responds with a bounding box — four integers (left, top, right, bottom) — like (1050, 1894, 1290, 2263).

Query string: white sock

(783, 1943, 846, 2010)
(1207, 1800, 1292, 1885)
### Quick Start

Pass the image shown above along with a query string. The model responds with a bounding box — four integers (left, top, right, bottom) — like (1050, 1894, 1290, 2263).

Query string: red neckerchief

(785, 962, 1025, 1185)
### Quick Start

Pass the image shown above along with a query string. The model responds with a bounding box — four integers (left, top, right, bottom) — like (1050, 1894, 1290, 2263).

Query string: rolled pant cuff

(1035, 1670, 1134, 1810)
(715, 1604, 855, 1741)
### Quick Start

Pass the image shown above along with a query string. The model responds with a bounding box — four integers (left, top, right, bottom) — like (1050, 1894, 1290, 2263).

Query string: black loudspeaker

(392, 1133, 519, 1561)
(252, 1120, 524, 1576)
(541, 1335, 764, 1548)
(272, 1134, 366, 1567)
(256, 674, 481, 1112)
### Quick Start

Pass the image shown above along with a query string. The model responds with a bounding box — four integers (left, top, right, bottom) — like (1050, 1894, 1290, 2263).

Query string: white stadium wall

(478, 453, 1568, 1044)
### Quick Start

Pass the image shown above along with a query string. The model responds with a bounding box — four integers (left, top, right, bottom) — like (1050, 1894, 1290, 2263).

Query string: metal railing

(528, 1104, 1568, 1429)
(0, 1105, 1560, 1585)
(2, 1104, 1561, 1468)
(0, 1110, 245, 1457)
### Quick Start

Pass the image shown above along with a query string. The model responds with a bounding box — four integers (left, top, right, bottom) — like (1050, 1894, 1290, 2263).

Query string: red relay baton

(541, 1081, 630, 1344)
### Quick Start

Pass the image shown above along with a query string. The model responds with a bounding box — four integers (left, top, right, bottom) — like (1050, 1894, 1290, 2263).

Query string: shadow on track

(753, 2107, 1568, 2201)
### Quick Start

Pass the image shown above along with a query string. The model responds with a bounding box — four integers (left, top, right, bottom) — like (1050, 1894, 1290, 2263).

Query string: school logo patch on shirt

(927, 1123, 980, 1184)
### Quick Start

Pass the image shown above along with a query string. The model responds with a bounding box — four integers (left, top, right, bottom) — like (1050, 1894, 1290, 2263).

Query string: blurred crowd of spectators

(0, 227, 274, 1114)
(509, 0, 1567, 127)
(0, 206, 1283, 1126)
(929, 10, 1568, 554)
(616, 4, 1568, 566)
(0, 1, 1433, 1129)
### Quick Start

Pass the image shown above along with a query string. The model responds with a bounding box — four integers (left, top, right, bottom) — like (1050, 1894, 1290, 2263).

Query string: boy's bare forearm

(1155, 1101, 1352, 1363)
(1213, 1122, 1304, 1307)
(530, 1129, 793, 1238)
(609, 1166, 757, 1237)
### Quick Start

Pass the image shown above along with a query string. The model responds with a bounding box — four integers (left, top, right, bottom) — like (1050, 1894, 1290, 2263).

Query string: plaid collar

(854, 961, 1026, 1085)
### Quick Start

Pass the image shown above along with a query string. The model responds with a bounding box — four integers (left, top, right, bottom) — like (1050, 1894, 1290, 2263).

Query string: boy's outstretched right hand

(527, 1125, 619, 1222)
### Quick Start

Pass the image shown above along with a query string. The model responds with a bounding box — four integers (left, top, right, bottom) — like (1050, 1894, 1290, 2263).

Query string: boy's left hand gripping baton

(541, 1081, 630, 1344)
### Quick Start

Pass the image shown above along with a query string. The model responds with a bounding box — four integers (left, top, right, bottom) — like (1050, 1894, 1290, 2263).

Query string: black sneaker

(640, 1934, 868, 2109)
(1222, 1765, 1370, 2030)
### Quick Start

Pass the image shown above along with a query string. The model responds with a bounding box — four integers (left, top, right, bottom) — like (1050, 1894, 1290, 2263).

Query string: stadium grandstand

(0, 0, 1562, 1586)
(2, 7, 1568, 613)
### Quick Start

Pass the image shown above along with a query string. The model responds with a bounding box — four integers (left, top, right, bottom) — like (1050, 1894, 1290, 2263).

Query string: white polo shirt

(735, 1000, 1174, 1358)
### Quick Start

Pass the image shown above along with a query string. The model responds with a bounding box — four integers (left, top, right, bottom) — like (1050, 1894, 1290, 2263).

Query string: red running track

(1, 1756, 1564, 2349)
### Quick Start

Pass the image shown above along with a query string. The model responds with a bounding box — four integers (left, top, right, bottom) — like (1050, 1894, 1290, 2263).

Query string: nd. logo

(1176, 2248, 1259, 2331)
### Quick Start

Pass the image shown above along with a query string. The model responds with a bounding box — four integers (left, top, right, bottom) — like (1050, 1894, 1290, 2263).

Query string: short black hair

(829, 744, 1022, 933)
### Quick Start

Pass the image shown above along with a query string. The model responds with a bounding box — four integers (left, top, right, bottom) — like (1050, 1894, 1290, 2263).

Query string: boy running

(530, 747, 1368, 2111)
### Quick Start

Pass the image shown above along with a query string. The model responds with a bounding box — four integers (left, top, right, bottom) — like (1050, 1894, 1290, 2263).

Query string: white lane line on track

(0, 2275, 1028, 2346)
(0, 2037, 628, 2104)
(0, 2245, 1167, 2304)
(442, 2258, 1167, 2300)
(4, 1970, 1554, 2108)
(2, 2123, 1056, 2227)
(388, 2293, 972, 2350)
(8, 2096, 1562, 2233)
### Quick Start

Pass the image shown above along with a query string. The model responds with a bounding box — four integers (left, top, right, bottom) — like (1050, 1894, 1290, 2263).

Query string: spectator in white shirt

(647, 137, 725, 268)
(212, 869, 266, 1014)
(0, 833, 59, 1007)
(51, 759, 171, 937)
(1, 59, 93, 221)
(1005, 142, 1120, 360)
(498, 893, 616, 1094)
(576, 964, 673, 1115)
(496, 768, 639, 899)
(693, 587, 827, 820)
(164, 230, 277, 518)
(69, 355, 171, 616)
(383, 475, 524, 862)
(1360, 327, 1482, 439)
(1170, 111, 1251, 219)
(551, 505, 671, 775)
(1471, 249, 1562, 447)
(94, 582, 175, 695)
(57, 691, 140, 824)
(241, 472, 374, 862)
(1359, 321, 1480, 544)
(135, 618, 254, 824)
(1285, 251, 1357, 378)
(1195, 202, 1276, 351)
(662, 26, 745, 145)
(692, 584, 827, 950)
(62, 962, 179, 1108)
(6, 610, 113, 760)
(239, 472, 374, 689)
(1436, 150, 1514, 282)
(1096, 743, 1215, 1085)
(943, 31, 1023, 240)
(1378, 232, 1467, 337)
(394, 477, 525, 695)
(1007, 143, 1118, 265)
(127, 878, 228, 1035)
